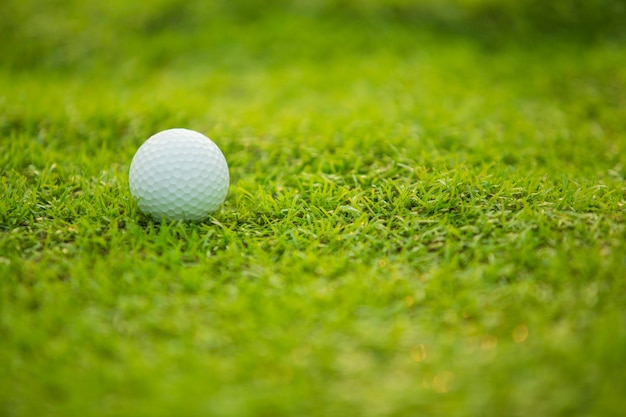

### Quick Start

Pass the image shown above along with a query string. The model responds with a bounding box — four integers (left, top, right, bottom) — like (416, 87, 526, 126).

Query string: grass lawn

(1, 1, 625, 416)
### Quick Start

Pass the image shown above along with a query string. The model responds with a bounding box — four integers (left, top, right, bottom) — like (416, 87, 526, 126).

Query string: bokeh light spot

(513, 324, 529, 343)
(480, 335, 498, 351)
(411, 344, 426, 362)
(433, 371, 453, 393)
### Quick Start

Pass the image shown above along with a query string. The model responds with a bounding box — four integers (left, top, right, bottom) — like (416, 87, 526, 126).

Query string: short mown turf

(1, 1, 625, 416)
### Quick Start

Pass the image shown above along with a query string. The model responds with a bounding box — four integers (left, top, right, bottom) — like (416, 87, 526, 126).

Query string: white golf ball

(129, 128, 229, 221)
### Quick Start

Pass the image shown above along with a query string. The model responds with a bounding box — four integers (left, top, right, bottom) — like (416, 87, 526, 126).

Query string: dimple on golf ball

(129, 128, 229, 221)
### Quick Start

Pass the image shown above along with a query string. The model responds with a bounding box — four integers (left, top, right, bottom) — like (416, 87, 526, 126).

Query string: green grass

(1, 1, 626, 416)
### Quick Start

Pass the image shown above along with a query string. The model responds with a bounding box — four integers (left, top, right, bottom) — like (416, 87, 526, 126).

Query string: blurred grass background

(2, 0, 625, 71)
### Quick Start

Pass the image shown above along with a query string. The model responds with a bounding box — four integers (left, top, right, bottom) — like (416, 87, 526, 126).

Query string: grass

(1, 1, 626, 416)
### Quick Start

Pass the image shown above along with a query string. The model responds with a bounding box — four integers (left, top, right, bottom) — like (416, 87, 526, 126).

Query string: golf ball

(129, 128, 229, 221)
